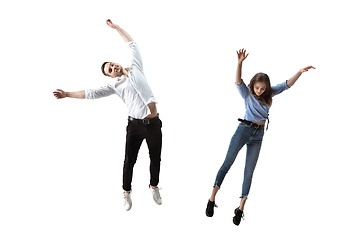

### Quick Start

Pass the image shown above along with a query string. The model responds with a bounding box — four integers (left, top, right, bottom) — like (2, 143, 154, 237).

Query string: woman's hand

(287, 66, 315, 87)
(235, 48, 248, 85)
(299, 66, 315, 73)
(236, 48, 249, 63)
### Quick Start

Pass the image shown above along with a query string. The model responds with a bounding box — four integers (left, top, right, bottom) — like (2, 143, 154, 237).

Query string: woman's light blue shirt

(236, 80, 290, 123)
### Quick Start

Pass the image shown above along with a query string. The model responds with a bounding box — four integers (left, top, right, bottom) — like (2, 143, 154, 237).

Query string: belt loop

(249, 122, 259, 129)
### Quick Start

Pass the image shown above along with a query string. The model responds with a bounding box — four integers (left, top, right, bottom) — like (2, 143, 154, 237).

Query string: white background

(1, 0, 359, 239)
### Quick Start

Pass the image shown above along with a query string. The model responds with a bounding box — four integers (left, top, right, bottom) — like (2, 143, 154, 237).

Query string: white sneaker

(123, 191, 132, 211)
(149, 185, 162, 205)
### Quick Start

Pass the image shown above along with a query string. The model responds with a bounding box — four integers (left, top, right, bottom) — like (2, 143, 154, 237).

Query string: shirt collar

(115, 67, 132, 82)
(116, 75, 127, 82)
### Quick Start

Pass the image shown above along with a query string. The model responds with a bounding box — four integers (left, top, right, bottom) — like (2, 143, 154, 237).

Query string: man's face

(104, 62, 123, 78)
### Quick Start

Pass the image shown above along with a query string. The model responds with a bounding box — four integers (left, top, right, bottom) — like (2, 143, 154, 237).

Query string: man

(53, 19, 162, 211)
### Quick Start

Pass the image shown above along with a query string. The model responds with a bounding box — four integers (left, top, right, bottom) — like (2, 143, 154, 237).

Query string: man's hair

(101, 62, 110, 77)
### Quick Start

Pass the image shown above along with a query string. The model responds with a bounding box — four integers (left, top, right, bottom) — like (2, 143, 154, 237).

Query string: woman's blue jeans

(214, 122, 264, 198)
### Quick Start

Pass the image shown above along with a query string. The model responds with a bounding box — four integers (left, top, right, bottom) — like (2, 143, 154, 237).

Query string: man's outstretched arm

(106, 19, 133, 43)
(53, 89, 85, 99)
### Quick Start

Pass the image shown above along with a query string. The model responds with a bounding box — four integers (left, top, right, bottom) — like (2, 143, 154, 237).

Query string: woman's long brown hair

(248, 72, 274, 106)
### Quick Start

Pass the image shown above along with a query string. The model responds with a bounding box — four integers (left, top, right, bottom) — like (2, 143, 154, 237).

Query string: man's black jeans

(122, 116, 162, 191)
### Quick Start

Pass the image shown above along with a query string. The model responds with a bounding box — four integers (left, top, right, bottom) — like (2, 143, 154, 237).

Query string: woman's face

(254, 82, 267, 96)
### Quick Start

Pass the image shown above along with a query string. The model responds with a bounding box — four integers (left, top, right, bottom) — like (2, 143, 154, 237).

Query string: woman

(205, 48, 314, 225)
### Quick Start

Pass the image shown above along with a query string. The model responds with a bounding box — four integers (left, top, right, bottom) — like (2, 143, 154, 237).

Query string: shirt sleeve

(272, 80, 290, 96)
(235, 80, 250, 99)
(128, 41, 143, 71)
(85, 85, 115, 99)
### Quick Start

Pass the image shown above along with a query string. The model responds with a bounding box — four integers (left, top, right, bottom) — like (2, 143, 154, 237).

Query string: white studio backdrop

(1, 0, 359, 239)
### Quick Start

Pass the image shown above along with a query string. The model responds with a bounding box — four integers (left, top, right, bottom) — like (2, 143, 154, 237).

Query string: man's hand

(236, 48, 249, 63)
(106, 19, 120, 30)
(53, 89, 85, 99)
(53, 89, 66, 99)
(106, 19, 133, 43)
